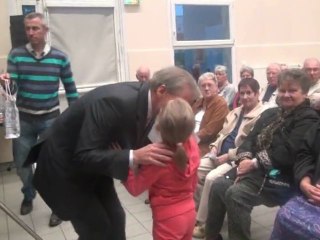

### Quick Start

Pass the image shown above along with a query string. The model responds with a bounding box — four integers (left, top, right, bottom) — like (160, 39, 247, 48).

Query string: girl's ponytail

(157, 98, 195, 170)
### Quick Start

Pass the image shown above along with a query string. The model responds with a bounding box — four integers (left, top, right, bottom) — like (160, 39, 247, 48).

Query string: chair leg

(0, 201, 43, 240)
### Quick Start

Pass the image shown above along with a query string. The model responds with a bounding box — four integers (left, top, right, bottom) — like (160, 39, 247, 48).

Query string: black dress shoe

(20, 199, 33, 215)
(49, 213, 62, 227)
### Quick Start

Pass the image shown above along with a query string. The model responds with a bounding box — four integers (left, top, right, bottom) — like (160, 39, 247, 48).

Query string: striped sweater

(7, 46, 79, 121)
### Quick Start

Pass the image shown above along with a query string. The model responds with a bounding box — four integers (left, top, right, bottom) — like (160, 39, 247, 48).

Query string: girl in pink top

(124, 98, 200, 240)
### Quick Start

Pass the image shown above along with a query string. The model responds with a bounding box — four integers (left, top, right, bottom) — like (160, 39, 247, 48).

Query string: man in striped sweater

(0, 12, 79, 227)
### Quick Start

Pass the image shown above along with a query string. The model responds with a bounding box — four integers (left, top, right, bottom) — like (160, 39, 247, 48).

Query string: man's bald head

(136, 65, 151, 82)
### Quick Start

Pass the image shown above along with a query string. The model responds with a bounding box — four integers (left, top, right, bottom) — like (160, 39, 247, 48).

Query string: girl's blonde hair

(157, 98, 195, 170)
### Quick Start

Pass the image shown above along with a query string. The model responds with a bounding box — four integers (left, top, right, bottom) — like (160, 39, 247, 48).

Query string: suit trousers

(70, 178, 126, 240)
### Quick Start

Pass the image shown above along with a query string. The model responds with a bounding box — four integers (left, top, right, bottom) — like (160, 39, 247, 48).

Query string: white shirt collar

(26, 43, 51, 59)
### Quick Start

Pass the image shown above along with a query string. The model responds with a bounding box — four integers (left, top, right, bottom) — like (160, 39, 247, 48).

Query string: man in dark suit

(26, 66, 200, 240)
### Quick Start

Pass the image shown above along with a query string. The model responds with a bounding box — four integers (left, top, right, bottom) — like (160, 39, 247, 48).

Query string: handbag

(4, 80, 20, 139)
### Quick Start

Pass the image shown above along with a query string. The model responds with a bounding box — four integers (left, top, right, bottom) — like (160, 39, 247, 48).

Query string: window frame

(170, 0, 235, 81)
(171, 0, 234, 47)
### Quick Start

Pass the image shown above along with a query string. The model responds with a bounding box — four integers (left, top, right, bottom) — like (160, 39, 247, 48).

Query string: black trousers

(70, 179, 126, 240)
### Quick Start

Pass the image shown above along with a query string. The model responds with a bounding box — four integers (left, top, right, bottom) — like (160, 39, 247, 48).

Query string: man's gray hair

(214, 65, 227, 73)
(24, 12, 48, 27)
(150, 66, 200, 99)
(198, 72, 217, 85)
(240, 65, 254, 77)
(266, 63, 282, 71)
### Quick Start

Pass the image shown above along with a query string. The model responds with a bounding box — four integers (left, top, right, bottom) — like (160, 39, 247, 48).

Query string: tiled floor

(0, 163, 278, 240)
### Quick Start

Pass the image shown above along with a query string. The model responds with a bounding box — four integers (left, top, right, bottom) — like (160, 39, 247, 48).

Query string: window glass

(174, 48, 232, 82)
(175, 4, 230, 41)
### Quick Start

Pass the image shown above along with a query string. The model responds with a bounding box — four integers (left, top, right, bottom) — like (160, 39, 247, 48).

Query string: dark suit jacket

(29, 82, 150, 220)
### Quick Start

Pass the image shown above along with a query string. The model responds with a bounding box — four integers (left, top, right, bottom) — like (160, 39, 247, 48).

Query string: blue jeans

(12, 118, 56, 201)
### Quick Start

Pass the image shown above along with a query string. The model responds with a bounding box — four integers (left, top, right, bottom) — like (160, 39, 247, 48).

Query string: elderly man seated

(303, 57, 320, 111)
(136, 65, 151, 82)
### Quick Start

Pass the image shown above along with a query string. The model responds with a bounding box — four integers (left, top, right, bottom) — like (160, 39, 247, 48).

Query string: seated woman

(193, 72, 229, 156)
(232, 65, 255, 109)
(193, 78, 265, 238)
(123, 98, 200, 240)
(204, 69, 319, 240)
(270, 121, 320, 240)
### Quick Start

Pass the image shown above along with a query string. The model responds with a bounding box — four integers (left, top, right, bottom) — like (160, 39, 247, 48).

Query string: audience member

(232, 65, 255, 109)
(214, 65, 236, 107)
(192, 63, 201, 82)
(124, 98, 200, 240)
(25, 66, 200, 240)
(270, 121, 320, 240)
(303, 57, 320, 110)
(0, 12, 79, 227)
(193, 72, 229, 156)
(193, 78, 264, 238)
(260, 63, 282, 108)
(240, 66, 254, 79)
(280, 63, 288, 71)
(136, 65, 151, 82)
(204, 69, 319, 240)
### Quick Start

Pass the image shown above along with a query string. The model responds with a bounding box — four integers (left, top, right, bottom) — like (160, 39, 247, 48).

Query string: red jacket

(124, 136, 200, 220)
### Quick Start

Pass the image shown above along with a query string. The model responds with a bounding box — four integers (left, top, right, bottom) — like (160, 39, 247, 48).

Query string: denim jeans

(12, 118, 56, 201)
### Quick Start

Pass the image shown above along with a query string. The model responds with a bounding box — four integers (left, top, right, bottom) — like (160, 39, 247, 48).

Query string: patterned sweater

(7, 45, 79, 121)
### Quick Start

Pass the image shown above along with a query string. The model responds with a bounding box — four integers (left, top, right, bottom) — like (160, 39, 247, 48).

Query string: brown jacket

(193, 95, 229, 156)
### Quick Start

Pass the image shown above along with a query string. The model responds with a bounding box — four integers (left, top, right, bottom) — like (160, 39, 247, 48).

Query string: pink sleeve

(185, 136, 201, 191)
(123, 165, 164, 196)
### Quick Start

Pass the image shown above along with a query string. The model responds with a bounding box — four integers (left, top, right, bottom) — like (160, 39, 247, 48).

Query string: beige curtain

(47, 7, 117, 89)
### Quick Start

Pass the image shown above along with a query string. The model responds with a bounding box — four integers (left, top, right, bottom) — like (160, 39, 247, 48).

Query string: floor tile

(140, 219, 152, 233)
(253, 209, 277, 228)
(128, 232, 153, 240)
(126, 222, 150, 239)
(40, 228, 66, 240)
(1, 166, 279, 240)
(0, 212, 8, 234)
(0, 233, 9, 240)
(131, 209, 152, 223)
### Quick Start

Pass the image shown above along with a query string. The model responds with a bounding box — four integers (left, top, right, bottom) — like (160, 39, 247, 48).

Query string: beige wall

(0, 0, 10, 71)
(0, 0, 12, 163)
(4, 0, 320, 83)
(123, 1, 173, 79)
(233, 0, 320, 85)
(123, 0, 320, 85)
